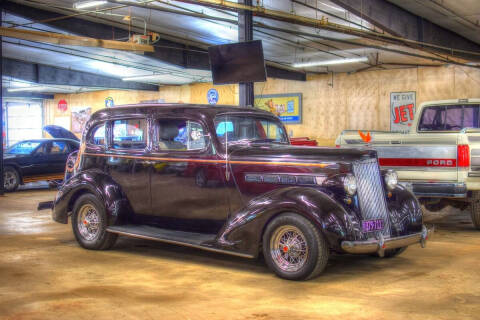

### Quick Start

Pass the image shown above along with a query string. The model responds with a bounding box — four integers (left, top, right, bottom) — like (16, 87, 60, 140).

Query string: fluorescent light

(122, 74, 167, 81)
(73, 1, 107, 9)
(292, 57, 369, 68)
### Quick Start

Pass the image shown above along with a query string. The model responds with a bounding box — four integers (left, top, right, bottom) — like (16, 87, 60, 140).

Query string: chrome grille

(353, 158, 391, 236)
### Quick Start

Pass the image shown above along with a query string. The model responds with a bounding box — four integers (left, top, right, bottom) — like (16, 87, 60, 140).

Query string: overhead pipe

(172, 0, 480, 60)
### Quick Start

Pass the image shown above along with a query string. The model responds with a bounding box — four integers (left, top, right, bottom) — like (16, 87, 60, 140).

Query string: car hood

(43, 125, 79, 141)
(227, 143, 377, 164)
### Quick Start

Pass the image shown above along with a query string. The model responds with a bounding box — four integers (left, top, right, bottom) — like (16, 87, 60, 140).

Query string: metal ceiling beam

(1, 89, 54, 99)
(2, 58, 159, 91)
(330, 0, 480, 61)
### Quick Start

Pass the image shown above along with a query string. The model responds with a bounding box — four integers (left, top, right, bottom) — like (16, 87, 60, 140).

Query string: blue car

(3, 126, 79, 192)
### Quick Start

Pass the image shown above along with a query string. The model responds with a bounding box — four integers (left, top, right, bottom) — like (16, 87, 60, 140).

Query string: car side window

(112, 119, 147, 150)
(88, 123, 106, 146)
(157, 119, 206, 151)
(51, 141, 69, 154)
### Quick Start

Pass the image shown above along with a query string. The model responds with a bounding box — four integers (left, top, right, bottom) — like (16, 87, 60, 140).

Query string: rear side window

(157, 119, 206, 151)
(51, 141, 69, 154)
(113, 119, 147, 149)
(88, 123, 106, 146)
(418, 105, 480, 131)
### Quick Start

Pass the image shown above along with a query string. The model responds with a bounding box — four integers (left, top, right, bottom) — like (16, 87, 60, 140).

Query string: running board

(106, 225, 254, 259)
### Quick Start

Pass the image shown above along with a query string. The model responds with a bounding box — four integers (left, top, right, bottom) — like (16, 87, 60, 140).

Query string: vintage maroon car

(49, 104, 432, 280)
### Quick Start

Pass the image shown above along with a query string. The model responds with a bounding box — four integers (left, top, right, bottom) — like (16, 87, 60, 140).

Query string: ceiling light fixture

(73, 1, 108, 9)
(7, 86, 54, 92)
(122, 74, 169, 81)
(292, 57, 369, 68)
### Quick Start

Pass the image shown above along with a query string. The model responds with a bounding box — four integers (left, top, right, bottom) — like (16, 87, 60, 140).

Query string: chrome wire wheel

(270, 225, 309, 273)
(77, 204, 101, 241)
(4, 170, 17, 190)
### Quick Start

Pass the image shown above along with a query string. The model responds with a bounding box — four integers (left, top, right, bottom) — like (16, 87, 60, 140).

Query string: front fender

(216, 186, 358, 257)
(52, 169, 131, 225)
(387, 184, 424, 236)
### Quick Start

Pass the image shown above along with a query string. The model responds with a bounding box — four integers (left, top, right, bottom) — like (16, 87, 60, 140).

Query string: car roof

(89, 103, 276, 122)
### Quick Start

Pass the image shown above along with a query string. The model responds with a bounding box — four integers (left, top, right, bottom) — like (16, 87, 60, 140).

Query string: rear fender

(217, 187, 356, 257)
(52, 169, 132, 224)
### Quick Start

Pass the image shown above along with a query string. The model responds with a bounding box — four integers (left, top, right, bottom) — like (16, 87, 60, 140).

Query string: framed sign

(390, 91, 416, 132)
(254, 93, 302, 124)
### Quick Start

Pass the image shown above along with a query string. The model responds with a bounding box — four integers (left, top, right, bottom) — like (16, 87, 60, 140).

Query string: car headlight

(343, 174, 357, 195)
(384, 170, 398, 190)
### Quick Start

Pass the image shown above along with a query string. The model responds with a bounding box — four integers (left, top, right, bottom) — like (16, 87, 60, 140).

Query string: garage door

(6, 102, 43, 146)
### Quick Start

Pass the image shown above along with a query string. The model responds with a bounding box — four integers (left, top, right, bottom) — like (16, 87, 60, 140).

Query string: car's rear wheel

(4, 166, 20, 192)
(263, 213, 329, 280)
(72, 194, 117, 250)
(471, 191, 480, 230)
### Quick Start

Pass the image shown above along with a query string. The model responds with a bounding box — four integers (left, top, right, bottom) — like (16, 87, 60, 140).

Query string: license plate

(362, 219, 384, 232)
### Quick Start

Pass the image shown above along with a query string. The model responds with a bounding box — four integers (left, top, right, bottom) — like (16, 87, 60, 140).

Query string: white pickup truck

(336, 98, 480, 230)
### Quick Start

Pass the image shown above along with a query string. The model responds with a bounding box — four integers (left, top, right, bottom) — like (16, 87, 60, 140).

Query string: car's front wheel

(4, 166, 20, 192)
(72, 193, 117, 250)
(263, 213, 329, 280)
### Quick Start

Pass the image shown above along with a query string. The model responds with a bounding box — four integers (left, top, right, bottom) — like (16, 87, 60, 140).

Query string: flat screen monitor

(208, 40, 267, 85)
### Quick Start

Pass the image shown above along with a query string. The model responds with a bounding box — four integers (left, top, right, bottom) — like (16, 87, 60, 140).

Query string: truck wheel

(72, 194, 117, 250)
(263, 213, 329, 281)
(4, 166, 20, 192)
(471, 192, 480, 230)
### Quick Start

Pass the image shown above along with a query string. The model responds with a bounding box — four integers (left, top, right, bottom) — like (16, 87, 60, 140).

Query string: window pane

(418, 107, 445, 131)
(51, 141, 68, 154)
(158, 120, 206, 151)
(445, 106, 463, 130)
(214, 115, 288, 144)
(463, 106, 479, 128)
(89, 124, 106, 145)
(6, 141, 41, 154)
(113, 119, 147, 149)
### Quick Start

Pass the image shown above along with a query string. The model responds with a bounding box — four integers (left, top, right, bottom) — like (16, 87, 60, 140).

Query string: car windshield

(7, 141, 41, 154)
(214, 115, 288, 145)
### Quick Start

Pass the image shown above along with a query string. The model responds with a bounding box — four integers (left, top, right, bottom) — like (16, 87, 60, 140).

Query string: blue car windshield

(7, 141, 41, 154)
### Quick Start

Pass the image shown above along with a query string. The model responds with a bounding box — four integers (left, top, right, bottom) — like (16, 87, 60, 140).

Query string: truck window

(418, 105, 479, 131)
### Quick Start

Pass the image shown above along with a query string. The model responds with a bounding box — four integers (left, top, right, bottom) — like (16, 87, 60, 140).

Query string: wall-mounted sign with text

(254, 93, 302, 124)
(390, 91, 416, 132)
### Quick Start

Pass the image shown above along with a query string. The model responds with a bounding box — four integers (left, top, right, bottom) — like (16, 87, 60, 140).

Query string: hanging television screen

(208, 40, 267, 85)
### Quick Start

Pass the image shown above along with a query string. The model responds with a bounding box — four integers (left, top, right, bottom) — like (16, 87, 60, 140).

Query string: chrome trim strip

(376, 145, 456, 159)
(341, 227, 434, 254)
(106, 228, 255, 259)
(380, 166, 455, 171)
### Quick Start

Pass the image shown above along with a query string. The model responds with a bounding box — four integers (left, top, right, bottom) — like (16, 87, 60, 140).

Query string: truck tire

(471, 192, 480, 230)
(263, 213, 329, 281)
(72, 193, 117, 250)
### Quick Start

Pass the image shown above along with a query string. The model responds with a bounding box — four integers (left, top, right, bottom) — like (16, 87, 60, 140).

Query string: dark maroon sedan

(49, 104, 432, 280)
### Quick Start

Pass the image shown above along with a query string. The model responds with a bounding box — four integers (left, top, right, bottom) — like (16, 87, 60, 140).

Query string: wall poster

(254, 93, 302, 124)
(390, 91, 416, 132)
(71, 106, 91, 134)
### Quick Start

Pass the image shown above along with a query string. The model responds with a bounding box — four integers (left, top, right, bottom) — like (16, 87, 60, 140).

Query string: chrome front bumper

(341, 225, 433, 256)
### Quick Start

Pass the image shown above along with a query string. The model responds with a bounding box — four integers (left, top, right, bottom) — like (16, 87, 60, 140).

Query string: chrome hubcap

(77, 204, 100, 241)
(270, 225, 308, 272)
(4, 171, 16, 189)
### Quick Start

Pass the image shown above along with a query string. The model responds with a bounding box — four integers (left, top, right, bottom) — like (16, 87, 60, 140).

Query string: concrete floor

(0, 188, 479, 320)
